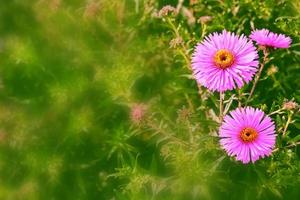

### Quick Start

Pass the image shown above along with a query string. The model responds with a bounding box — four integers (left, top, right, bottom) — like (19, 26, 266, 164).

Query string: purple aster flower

(219, 107, 276, 164)
(250, 29, 292, 48)
(192, 30, 259, 92)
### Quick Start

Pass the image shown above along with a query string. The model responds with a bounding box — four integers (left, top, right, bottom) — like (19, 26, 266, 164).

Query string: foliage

(0, 0, 299, 199)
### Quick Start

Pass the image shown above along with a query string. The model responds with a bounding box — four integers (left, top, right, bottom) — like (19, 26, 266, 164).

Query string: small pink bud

(267, 65, 278, 76)
(130, 104, 147, 124)
(158, 5, 177, 18)
(169, 36, 183, 48)
(198, 16, 212, 24)
(283, 100, 298, 111)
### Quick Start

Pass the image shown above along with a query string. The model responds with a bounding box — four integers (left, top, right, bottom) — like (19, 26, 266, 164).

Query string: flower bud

(283, 100, 298, 111)
(198, 16, 212, 24)
(267, 65, 278, 76)
(158, 5, 177, 18)
(130, 104, 147, 124)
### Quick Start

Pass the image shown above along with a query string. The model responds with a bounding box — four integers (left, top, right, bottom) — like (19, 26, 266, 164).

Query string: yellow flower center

(214, 49, 235, 69)
(240, 127, 258, 142)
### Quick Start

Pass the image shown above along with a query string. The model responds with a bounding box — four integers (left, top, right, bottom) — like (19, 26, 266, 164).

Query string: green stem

(167, 18, 190, 68)
(146, 119, 188, 146)
(282, 112, 293, 138)
(219, 91, 224, 122)
(246, 48, 269, 105)
(273, 141, 300, 153)
(238, 88, 242, 108)
(200, 23, 207, 39)
(268, 108, 284, 116)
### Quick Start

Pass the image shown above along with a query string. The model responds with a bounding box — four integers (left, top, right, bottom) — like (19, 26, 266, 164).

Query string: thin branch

(166, 18, 191, 68)
(223, 94, 236, 116)
(200, 23, 207, 39)
(178, 49, 191, 67)
(282, 112, 293, 138)
(146, 119, 189, 146)
(219, 91, 224, 122)
(196, 83, 203, 98)
(238, 88, 242, 108)
(286, 141, 300, 148)
(246, 48, 269, 104)
(268, 108, 284, 116)
(272, 141, 300, 153)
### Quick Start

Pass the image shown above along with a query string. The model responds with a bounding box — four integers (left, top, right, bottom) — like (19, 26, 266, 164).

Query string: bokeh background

(0, 0, 300, 199)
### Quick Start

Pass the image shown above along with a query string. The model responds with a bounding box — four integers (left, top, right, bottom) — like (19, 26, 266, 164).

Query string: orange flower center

(240, 127, 258, 142)
(214, 49, 235, 69)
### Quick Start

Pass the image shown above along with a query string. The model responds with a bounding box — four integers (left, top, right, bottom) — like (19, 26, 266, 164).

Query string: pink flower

(192, 30, 259, 92)
(219, 107, 276, 164)
(250, 29, 292, 48)
(130, 104, 147, 124)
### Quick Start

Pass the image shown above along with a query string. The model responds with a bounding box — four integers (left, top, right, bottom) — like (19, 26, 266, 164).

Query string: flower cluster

(192, 29, 292, 164)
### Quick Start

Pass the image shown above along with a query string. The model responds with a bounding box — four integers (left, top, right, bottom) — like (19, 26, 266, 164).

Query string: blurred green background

(0, 0, 300, 199)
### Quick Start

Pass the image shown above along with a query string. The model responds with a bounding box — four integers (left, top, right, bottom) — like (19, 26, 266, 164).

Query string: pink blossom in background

(130, 104, 147, 124)
(219, 107, 276, 164)
(250, 29, 292, 48)
(192, 30, 259, 92)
